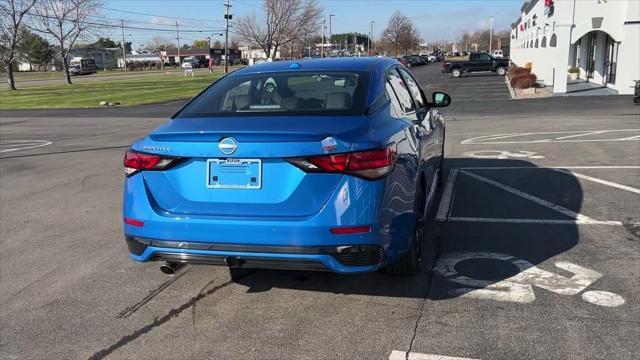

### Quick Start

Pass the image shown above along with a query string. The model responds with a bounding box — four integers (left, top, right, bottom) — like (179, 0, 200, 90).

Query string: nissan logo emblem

(218, 137, 238, 155)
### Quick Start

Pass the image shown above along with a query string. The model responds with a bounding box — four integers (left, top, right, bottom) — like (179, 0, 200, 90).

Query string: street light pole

(321, 17, 326, 58)
(224, 0, 231, 73)
(329, 14, 334, 53)
(368, 21, 375, 56)
(489, 16, 494, 52)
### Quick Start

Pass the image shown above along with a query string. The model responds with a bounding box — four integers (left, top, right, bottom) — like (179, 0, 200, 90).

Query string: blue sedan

(123, 57, 450, 275)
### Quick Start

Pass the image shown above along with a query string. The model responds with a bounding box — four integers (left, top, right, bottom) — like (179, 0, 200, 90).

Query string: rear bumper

(123, 158, 419, 274)
(126, 236, 386, 274)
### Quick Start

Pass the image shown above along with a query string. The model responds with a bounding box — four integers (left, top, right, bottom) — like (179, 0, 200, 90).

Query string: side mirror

(432, 92, 452, 107)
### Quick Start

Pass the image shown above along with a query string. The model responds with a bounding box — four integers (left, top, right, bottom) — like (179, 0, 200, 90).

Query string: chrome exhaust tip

(160, 262, 184, 276)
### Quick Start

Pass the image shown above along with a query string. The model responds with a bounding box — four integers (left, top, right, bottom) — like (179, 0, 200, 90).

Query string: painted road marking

(581, 290, 626, 307)
(436, 169, 459, 221)
(460, 170, 596, 222)
(461, 129, 640, 145)
(0, 140, 52, 153)
(459, 166, 640, 170)
(434, 251, 625, 306)
(550, 169, 640, 194)
(446, 217, 626, 226)
(437, 167, 639, 226)
(389, 350, 479, 360)
(462, 150, 544, 159)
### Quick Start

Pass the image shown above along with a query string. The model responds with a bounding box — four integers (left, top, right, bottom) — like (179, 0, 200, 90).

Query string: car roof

(230, 57, 397, 76)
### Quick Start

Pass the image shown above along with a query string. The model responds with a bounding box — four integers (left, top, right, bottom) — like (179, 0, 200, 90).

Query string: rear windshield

(174, 70, 369, 118)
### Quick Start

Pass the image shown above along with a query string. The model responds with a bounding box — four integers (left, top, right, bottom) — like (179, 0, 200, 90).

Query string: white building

(509, 0, 640, 95)
(238, 46, 281, 60)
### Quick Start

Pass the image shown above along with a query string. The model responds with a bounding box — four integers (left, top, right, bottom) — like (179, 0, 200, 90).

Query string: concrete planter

(570, 72, 579, 81)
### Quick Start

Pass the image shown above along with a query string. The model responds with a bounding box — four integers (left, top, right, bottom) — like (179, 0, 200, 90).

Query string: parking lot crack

(89, 271, 253, 360)
(116, 270, 189, 319)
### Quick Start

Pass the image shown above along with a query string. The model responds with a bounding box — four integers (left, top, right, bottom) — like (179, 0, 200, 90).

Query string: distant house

(238, 46, 281, 60)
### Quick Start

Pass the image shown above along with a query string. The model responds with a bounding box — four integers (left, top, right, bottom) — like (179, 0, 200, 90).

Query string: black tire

(451, 68, 462, 78)
(496, 66, 507, 76)
(387, 183, 425, 276)
(633, 97, 640, 104)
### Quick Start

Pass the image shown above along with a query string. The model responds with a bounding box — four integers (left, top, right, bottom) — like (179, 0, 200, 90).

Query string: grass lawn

(0, 73, 222, 109)
(9, 68, 175, 80)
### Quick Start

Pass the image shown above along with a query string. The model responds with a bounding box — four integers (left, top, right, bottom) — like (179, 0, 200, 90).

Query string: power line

(104, 7, 224, 23)
(25, 12, 225, 33)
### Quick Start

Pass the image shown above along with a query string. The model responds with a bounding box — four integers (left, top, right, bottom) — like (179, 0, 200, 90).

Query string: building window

(541, 37, 547, 47)
(535, 39, 539, 48)
(549, 34, 557, 47)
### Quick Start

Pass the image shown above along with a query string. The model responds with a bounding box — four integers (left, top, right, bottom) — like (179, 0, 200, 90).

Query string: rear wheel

(496, 66, 507, 76)
(451, 68, 462, 78)
(387, 184, 425, 276)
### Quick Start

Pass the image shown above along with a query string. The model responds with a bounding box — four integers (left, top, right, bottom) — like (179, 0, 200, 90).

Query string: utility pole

(224, 0, 231, 73)
(321, 17, 326, 58)
(368, 21, 375, 56)
(121, 20, 127, 71)
(329, 14, 334, 53)
(489, 16, 494, 52)
(176, 21, 181, 65)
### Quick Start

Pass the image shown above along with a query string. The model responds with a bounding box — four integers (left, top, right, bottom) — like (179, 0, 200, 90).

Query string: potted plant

(568, 67, 580, 80)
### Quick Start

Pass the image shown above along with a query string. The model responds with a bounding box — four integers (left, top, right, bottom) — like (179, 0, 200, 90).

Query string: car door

(476, 53, 494, 71)
(397, 67, 440, 186)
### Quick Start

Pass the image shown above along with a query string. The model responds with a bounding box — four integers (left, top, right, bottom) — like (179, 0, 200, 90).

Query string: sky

(98, 0, 523, 49)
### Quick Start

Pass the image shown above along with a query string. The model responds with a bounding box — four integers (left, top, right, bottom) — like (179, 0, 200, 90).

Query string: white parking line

(459, 166, 640, 170)
(446, 217, 625, 226)
(436, 169, 459, 221)
(550, 169, 640, 194)
(0, 140, 52, 153)
(390, 350, 479, 360)
(460, 170, 596, 222)
(461, 129, 640, 144)
(553, 130, 608, 140)
(437, 167, 639, 225)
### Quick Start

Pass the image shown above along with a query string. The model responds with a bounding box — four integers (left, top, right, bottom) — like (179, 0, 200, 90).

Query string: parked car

(492, 50, 504, 58)
(122, 57, 450, 276)
(402, 55, 423, 67)
(442, 52, 510, 77)
(634, 80, 640, 104)
(419, 54, 437, 63)
(394, 57, 410, 67)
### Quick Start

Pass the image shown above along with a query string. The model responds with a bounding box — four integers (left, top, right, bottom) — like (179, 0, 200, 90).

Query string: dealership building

(509, 0, 639, 95)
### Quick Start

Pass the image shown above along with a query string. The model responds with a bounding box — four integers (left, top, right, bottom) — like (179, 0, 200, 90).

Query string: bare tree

(0, 0, 37, 90)
(33, 0, 99, 85)
(236, 0, 322, 59)
(380, 11, 421, 56)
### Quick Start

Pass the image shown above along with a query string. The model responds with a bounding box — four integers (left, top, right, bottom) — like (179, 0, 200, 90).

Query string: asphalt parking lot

(418, 62, 511, 101)
(1, 64, 639, 359)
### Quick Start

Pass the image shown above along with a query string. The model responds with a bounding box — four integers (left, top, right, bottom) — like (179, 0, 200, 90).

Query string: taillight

(287, 145, 395, 180)
(123, 149, 179, 176)
(330, 225, 371, 235)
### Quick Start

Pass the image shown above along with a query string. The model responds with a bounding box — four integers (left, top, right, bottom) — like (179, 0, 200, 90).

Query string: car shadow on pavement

(233, 157, 582, 300)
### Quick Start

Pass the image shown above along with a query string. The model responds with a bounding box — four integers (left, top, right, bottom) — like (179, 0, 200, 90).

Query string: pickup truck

(442, 52, 510, 78)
